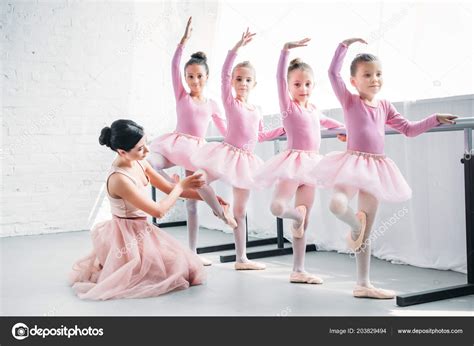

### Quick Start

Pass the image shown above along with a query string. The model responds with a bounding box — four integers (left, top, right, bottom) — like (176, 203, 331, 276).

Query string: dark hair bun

(191, 51, 207, 61)
(99, 126, 112, 147)
(290, 58, 303, 66)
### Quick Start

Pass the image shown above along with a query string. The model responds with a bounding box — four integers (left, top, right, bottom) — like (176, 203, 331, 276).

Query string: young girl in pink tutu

(148, 18, 233, 265)
(254, 38, 345, 284)
(192, 28, 286, 270)
(314, 38, 457, 299)
(70, 120, 207, 300)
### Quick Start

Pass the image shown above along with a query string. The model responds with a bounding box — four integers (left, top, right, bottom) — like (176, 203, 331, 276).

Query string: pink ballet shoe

(199, 256, 212, 266)
(212, 204, 238, 229)
(289, 271, 323, 284)
(234, 261, 266, 270)
(347, 211, 367, 251)
(222, 204, 238, 229)
(291, 205, 307, 239)
(353, 284, 396, 299)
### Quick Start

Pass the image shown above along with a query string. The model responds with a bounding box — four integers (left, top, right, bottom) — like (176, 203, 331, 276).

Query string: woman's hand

(283, 38, 311, 51)
(341, 38, 367, 47)
(436, 113, 458, 125)
(173, 173, 205, 190)
(180, 16, 193, 45)
(232, 27, 256, 51)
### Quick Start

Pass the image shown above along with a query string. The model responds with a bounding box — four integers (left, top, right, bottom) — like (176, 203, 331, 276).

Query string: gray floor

(1, 226, 473, 316)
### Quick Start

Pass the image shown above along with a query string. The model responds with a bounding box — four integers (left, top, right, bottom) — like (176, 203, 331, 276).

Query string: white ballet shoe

(234, 261, 266, 270)
(289, 271, 323, 284)
(353, 284, 396, 299)
(199, 256, 212, 266)
(291, 205, 307, 239)
(347, 211, 367, 251)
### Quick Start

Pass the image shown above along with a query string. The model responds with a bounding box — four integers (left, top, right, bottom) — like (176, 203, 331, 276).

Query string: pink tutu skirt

(254, 149, 323, 188)
(149, 131, 206, 171)
(313, 150, 412, 202)
(70, 216, 205, 300)
(191, 141, 263, 190)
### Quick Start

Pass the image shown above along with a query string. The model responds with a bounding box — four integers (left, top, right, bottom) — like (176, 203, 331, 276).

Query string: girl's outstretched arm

(385, 102, 457, 137)
(257, 119, 286, 142)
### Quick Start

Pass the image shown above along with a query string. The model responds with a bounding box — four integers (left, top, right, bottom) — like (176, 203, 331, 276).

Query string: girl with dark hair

(70, 119, 208, 300)
(148, 17, 234, 266)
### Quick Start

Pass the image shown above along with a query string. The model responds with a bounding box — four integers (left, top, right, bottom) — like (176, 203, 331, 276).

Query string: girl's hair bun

(190, 51, 207, 61)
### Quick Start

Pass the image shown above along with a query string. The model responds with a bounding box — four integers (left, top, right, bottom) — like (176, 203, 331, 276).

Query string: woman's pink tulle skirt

(191, 142, 263, 190)
(149, 132, 206, 172)
(254, 149, 323, 188)
(70, 217, 205, 300)
(313, 150, 412, 203)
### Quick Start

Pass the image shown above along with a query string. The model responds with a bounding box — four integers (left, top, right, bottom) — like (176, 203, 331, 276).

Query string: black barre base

(197, 237, 285, 254)
(219, 244, 317, 263)
(397, 283, 474, 307)
(198, 236, 317, 263)
(153, 221, 186, 228)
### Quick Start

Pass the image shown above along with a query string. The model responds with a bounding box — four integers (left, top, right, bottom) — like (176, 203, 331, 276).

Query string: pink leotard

(277, 49, 344, 151)
(221, 50, 285, 151)
(329, 43, 440, 155)
(172, 44, 227, 137)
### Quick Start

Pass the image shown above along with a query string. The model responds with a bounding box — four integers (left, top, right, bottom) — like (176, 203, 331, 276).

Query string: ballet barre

(152, 117, 474, 307)
(395, 117, 474, 306)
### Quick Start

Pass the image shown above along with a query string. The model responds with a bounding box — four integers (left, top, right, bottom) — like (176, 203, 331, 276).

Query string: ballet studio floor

(1, 226, 473, 317)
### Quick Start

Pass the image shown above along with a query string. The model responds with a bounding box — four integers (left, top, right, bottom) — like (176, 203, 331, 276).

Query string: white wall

(1, 0, 220, 236)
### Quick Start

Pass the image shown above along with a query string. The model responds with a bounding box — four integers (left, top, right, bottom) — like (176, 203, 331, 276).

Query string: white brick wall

(1, 1, 220, 236)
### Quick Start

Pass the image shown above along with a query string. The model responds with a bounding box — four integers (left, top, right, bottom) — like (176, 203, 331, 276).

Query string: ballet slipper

(234, 261, 266, 270)
(199, 256, 212, 266)
(222, 204, 238, 229)
(291, 205, 307, 239)
(353, 284, 396, 299)
(212, 205, 238, 229)
(347, 211, 367, 251)
(289, 271, 323, 284)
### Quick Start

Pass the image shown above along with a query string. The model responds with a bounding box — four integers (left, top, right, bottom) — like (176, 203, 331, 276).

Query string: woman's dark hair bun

(99, 126, 112, 147)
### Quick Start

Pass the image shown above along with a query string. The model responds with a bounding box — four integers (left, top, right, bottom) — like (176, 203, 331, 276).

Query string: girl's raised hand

(232, 27, 256, 51)
(436, 113, 458, 125)
(180, 16, 193, 44)
(283, 38, 311, 50)
(342, 38, 367, 47)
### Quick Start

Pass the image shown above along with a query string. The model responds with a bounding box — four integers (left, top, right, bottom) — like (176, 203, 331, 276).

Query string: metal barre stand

(396, 118, 474, 306)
